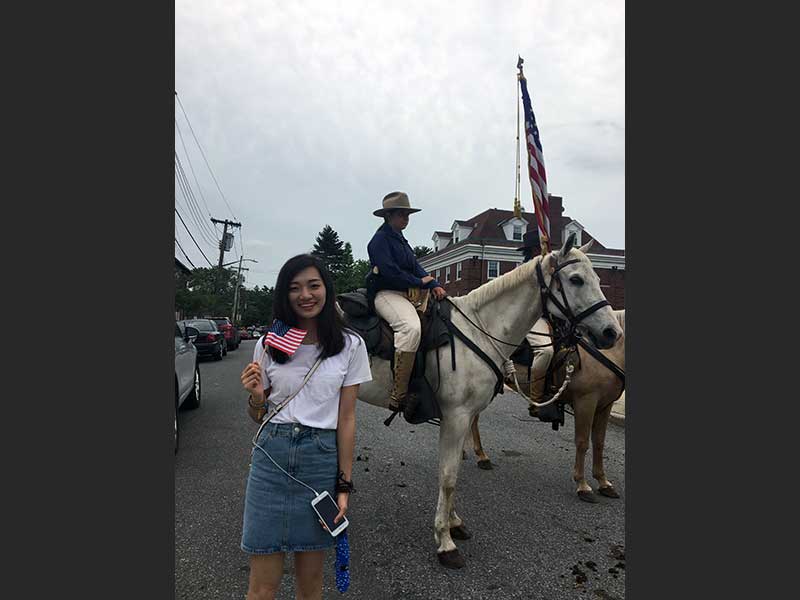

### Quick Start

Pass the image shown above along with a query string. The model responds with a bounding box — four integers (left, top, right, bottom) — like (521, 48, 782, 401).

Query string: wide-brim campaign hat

(373, 191, 422, 217)
(515, 230, 540, 251)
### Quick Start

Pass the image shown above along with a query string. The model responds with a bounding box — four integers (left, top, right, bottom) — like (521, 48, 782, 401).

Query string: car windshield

(185, 320, 216, 332)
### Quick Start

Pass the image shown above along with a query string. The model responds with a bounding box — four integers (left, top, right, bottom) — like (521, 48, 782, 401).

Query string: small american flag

(518, 57, 551, 252)
(264, 319, 307, 356)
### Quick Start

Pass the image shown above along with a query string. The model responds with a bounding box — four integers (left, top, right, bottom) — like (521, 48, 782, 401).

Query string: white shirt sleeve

(342, 333, 373, 387)
(252, 337, 272, 389)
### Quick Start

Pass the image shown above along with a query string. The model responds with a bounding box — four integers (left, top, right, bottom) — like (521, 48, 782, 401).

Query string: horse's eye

(569, 275, 584, 286)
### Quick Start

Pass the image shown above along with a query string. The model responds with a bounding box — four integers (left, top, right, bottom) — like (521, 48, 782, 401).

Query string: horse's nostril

(603, 327, 617, 341)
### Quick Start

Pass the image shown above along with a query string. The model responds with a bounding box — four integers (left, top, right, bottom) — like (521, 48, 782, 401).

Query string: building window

(435, 269, 440, 280)
(513, 225, 522, 241)
(487, 261, 499, 279)
(445, 266, 451, 283)
(456, 262, 462, 280)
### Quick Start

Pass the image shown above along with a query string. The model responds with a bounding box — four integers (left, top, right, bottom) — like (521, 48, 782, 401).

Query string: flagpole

(514, 67, 521, 220)
(517, 56, 550, 257)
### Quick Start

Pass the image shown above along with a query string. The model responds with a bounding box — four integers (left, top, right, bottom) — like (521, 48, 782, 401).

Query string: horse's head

(542, 233, 622, 350)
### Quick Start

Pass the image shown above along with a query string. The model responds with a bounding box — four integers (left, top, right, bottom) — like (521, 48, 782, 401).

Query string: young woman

(240, 254, 371, 600)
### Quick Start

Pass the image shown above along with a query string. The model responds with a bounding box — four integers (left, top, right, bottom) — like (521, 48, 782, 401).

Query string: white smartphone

(311, 491, 348, 537)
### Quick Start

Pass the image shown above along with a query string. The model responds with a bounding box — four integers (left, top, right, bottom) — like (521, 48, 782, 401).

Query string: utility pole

(229, 256, 257, 324)
(211, 217, 241, 294)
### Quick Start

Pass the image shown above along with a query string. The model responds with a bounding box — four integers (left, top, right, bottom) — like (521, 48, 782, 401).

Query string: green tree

(240, 285, 274, 326)
(311, 225, 347, 278)
(175, 266, 239, 318)
(413, 245, 433, 259)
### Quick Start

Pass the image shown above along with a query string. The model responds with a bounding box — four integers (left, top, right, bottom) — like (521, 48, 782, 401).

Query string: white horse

(356, 233, 622, 568)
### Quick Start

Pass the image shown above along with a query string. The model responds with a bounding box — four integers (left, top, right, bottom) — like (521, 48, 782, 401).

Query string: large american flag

(519, 64, 551, 252)
(264, 319, 307, 356)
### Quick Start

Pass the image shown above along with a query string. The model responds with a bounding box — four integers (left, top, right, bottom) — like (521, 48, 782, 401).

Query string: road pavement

(176, 340, 626, 599)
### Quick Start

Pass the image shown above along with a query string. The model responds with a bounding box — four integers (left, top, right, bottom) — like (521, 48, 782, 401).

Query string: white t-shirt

(253, 331, 372, 429)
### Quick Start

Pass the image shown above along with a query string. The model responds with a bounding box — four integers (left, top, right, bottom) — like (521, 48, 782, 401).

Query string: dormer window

(513, 225, 523, 241)
(563, 221, 584, 247)
(454, 231, 459, 243)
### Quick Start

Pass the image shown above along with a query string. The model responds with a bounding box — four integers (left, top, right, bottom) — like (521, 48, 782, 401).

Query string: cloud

(176, 0, 624, 287)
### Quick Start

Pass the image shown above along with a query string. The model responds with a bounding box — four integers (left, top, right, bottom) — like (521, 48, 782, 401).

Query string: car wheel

(174, 395, 180, 455)
(214, 344, 223, 361)
(222, 341, 228, 356)
(184, 365, 201, 409)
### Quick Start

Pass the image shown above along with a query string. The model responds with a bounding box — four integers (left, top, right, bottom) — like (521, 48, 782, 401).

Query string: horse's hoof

(577, 490, 598, 503)
(598, 486, 620, 499)
(438, 548, 466, 569)
(450, 524, 472, 540)
(477, 459, 494, 470)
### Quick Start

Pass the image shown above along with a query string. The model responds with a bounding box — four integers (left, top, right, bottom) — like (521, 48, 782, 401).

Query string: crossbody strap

(252, 355, 324, 443)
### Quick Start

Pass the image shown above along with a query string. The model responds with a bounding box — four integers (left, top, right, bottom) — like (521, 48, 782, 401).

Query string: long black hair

(268, 254, 347, 364)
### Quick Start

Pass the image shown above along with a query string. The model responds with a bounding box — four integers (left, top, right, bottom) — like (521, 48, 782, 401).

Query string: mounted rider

(516, 230, 554, 407)
(366, 191, 447, 414)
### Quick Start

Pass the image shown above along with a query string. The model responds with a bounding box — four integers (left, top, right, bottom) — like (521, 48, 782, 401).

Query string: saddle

(337, 289, 453, 425)
(337, 288, 452, 361)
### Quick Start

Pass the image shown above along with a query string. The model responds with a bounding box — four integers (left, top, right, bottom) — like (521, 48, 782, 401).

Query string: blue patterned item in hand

(335, 530, 350, 592)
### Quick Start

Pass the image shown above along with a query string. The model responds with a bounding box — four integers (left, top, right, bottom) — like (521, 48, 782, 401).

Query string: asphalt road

(176, 340, 626, 599)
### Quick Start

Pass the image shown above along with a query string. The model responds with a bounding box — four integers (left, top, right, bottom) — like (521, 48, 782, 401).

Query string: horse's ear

(578, 239, 595, 254)
(560, 231, 576, 257)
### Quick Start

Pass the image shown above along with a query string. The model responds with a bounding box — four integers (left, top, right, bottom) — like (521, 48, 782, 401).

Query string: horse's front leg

(573, 397, 598, 503)
(591, 401, 620, 499)
(435, 412, 472, 569)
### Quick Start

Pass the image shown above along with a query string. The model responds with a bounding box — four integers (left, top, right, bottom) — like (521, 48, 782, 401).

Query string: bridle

(535, 257, 625, 385)
(535, 257, 611, 344)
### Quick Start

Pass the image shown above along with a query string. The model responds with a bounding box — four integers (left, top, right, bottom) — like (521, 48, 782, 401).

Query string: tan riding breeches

(526, 318, 554, 380)
(374, 290, 422, 353)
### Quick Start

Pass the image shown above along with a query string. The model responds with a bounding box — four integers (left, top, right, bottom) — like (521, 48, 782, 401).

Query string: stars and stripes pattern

(519, 70, 551, 252)
(263, 319, 307, 355)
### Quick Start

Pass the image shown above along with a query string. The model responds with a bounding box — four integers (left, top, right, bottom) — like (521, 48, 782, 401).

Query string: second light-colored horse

(466, 309, 626, 502)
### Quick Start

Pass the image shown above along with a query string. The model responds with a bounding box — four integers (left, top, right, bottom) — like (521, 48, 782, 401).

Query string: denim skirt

(241, 422, 338, 555)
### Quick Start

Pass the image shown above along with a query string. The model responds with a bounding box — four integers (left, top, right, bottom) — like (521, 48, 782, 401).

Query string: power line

(174, 154, 219, 246)
(175, 117, 214, 218)
(175, 176, 218, 250)
(175, 91, 238, 220)
(175, 238, 197, 269)
(174, 151, 217, 242)
(175, 207, 214, 266)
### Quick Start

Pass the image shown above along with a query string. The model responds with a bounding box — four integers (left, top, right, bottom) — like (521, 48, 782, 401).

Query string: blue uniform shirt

(366, 222, 441, 293)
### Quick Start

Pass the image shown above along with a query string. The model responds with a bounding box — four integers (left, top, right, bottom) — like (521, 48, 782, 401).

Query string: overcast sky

(175, 0, 624, 289)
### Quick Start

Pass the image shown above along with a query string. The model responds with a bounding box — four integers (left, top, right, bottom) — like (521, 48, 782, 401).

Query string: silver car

(175, 322, 201, 453)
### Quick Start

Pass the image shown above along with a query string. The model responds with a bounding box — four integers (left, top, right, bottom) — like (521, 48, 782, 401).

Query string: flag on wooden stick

(264, 319, 307, 356)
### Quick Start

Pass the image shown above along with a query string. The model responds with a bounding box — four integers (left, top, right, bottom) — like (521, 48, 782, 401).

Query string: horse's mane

(457, 254, 542, 310)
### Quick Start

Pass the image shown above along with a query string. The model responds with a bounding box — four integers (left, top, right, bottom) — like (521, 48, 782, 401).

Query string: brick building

(418, 195, 625, 309)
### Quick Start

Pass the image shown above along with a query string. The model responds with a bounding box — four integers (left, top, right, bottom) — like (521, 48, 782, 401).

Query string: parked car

(210, 316, 241, 350)
(239, 327, 252, 340)
(175, 322, 201, 454)
(179, 319, 226, 360)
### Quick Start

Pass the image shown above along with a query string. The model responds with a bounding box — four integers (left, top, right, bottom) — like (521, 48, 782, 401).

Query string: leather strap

(438, 310, 505, 398)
